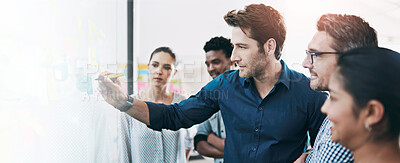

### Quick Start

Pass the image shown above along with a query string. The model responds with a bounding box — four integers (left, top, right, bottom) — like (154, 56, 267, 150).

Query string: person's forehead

(151, 52, 175, 64)
(206, 50, 228, 59)
(308, 31, 336, 51)
(231, 27, 255, 43)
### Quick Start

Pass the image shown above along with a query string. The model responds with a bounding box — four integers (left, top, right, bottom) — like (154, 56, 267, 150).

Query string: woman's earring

(365, 123, 371, 132)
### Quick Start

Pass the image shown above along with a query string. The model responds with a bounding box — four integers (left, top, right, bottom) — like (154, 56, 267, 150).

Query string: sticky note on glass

(95, 73, 124, 81)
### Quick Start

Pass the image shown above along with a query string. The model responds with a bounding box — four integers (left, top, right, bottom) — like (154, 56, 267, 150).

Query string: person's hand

(207, 133, 218, 142)
(293, 152, 308, 163)
(97, 71, 128, 109)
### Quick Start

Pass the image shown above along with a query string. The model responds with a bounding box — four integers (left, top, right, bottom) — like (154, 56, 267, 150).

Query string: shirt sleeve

(118, 113, 132, 163)
(307, 91, 328, 147)
(147, 76, 223, 131)
(196, 116, 213, 136)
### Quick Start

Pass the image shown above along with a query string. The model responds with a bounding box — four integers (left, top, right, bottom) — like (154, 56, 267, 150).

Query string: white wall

(134, 0, 400, 96)
(0, 0, 126, 162)
(0, 0, 399, 162)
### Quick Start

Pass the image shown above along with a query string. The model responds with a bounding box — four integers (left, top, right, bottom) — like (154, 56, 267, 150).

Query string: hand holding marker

(95, 73, 124, 81)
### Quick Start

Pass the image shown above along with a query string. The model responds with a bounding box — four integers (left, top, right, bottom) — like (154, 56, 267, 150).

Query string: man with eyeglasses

(297, 14, 378, 163)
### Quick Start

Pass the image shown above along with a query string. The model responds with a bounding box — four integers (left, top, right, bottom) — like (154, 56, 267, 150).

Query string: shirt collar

(239, 74, 250, 88)
(276, 60, 291, 89)
(240, 60, 291, 89)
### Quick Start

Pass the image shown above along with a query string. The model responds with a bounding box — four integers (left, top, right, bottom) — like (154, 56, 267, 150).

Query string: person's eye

(163, 66, 171, 70)
(329, 96, 337, 102)
(212, 60, 221, 65)
(151, 64, 158, 68)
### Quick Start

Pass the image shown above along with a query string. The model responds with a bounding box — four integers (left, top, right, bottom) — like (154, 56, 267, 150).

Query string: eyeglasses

(305, 50, 341, 64)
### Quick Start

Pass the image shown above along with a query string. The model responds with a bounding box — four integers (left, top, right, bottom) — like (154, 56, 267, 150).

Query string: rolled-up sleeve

(147, 76, 224, 131)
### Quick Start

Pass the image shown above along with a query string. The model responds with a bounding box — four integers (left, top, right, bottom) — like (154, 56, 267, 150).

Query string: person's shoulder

(220, 70, 241, 83)
(209, 111, 221, 121)
(205, 70, 239, 89)
(173, 92, 186, 102)
(287, 68, 327, 96)
(287, 68, 310, 85)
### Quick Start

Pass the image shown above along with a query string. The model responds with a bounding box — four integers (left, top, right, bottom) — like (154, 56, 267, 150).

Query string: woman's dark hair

(336, 47, 400, 141)
(149, 47, 176, 65)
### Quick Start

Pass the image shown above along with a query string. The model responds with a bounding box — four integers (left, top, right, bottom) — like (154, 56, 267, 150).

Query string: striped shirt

(118, 93, 189, 163)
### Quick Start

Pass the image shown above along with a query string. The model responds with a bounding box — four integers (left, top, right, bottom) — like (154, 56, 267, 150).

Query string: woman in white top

(119, 47, 190, 163)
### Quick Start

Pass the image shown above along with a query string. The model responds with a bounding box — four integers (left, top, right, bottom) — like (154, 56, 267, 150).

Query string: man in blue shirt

(98, 4, 327, 162)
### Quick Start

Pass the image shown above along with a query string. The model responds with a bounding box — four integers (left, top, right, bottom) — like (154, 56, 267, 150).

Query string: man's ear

(362, 100, 385, 127)
(263, 38, 277, 57)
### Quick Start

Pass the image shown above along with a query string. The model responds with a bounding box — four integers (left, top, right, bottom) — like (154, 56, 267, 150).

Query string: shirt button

(258, 107, 263, 111)
(252, 147, 257, 151)
(255, 128, 259, 132)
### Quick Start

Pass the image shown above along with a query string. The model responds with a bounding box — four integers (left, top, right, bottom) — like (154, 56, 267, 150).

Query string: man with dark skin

(194, 36, 233, 162)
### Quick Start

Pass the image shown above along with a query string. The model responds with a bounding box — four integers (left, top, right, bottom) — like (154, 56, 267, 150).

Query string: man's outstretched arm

(98, 71, 220, 131)
(98, 72, 151, 125)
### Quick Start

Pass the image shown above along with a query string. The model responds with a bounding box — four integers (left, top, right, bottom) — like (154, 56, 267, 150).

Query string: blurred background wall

(0, 0, 398, 162)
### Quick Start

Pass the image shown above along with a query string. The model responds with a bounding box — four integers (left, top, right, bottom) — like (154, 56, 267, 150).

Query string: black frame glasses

(305, 50, 340, 64)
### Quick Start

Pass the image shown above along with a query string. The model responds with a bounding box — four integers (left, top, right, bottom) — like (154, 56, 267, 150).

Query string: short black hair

(203, 36, 233, 58)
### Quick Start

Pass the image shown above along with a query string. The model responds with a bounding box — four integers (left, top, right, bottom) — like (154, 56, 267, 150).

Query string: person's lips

(209, 71, 220, 79)
(309, 70, 318, 80)
(238, 65, 246, 71)
(153, 77, 163, 82)
(330, 123, 335, 132)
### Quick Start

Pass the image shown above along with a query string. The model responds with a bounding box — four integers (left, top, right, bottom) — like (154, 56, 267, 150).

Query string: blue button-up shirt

(147, 60, 327, 162)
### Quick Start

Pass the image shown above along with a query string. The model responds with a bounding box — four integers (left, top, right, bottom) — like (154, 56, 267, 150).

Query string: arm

(207, 133, 225, 151)
(194, 116, 224, 158)
(98, 71, 220, 131)
(184, 127, 196, 161)
(196, 140, 224, 158)
(185, 149, 191, 160)
(98, 72, 151, 125)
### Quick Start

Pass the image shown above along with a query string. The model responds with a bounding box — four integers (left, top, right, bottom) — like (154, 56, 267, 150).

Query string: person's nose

(321, 100, 329, 115)
(231, 48, 241, 64)
(155, 66, 162, 75)
(208, 63, 216, 72)
(302, 55, 313, 69)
